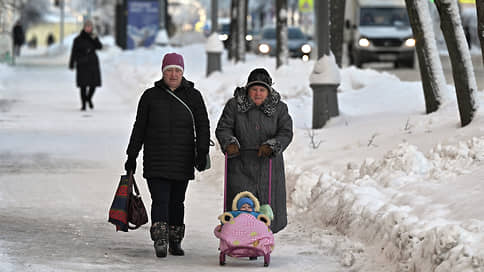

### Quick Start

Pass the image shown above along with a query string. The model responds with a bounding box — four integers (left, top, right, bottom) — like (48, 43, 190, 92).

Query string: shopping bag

(108, 174, 148, 232)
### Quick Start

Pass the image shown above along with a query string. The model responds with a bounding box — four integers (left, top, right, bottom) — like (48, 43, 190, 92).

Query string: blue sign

(127, 1, 160, 49)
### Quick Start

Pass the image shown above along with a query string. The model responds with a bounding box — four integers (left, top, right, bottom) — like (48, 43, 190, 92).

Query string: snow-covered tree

(236, 0, 247, 62)
(276, 0, 288, 68)
(434, 0, 478, 126)
(477, 0, 484, 65)
(228, 0, 236, 60)
(405, 0, 446, 114)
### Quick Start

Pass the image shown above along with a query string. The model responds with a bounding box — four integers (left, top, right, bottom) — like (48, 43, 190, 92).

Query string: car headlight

(404, 38, 416, 47)
(358, 38, 370, 47)
(258, 43, 270, 54)
(218, 34, 228, 41)
(245, 34, 253, 41)
(301, 44, 312, 54)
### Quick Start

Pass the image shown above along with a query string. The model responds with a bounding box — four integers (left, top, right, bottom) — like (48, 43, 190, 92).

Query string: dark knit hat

(246, 68, 273, 91)
(162, 52, 184, 73)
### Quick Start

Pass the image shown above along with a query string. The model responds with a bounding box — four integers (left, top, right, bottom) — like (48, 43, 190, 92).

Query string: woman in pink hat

(124, 52, 210, 258)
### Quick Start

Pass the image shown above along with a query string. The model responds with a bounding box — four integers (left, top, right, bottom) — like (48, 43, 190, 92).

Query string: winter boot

(150, 222, 168, 258)
(169, 224, 185, 256)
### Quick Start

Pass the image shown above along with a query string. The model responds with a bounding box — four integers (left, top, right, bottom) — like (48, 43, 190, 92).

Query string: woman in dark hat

(215, 68, 293, 234)
(69, 20, 102, 111)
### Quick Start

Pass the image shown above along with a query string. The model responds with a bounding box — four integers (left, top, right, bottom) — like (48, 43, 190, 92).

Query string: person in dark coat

(46, 33, 55, 46)
(124, 52, 210, 258)
(216, 68, 293, 234)
(12, 20, 25, 56)
(69, 20, 102, 111)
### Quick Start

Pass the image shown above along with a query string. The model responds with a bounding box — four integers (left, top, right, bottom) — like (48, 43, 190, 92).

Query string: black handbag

(127, 174, 148, 229)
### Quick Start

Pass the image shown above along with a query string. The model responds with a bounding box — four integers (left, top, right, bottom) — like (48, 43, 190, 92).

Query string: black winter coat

(69, 30, 102, 87)
(126, 78, 210, 181)
(12, 24, 25, 46)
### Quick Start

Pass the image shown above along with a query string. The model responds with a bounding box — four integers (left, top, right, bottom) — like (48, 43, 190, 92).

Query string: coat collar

(155, 77, 194, 93)
(234, 86, 281, 117)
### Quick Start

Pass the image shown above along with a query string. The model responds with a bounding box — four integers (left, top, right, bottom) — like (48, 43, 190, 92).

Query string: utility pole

(310, 0, 340, 129)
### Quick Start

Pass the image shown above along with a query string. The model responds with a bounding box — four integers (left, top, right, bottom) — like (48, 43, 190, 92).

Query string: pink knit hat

(162, 53, 184, 73)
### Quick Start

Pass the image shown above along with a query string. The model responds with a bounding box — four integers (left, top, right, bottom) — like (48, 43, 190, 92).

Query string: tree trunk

(236, 0, 246, 62)
(434, 0, 478, 127)
(229, 0, 237, 60)
(276, 0, 288, 68)
(330, 0, 345, 67)
(405, 0, 444, 114)
(211, 0, 218, 34)
(477, 0, 484, 65)
(314, 0, 330, 58)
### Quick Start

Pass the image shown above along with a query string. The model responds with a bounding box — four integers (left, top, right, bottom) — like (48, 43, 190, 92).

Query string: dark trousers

(79, 86, 96, 109)
(147, 178, 189, 226)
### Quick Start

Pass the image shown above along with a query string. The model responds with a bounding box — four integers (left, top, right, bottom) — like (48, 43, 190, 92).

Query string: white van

(345, 0, 416, 68)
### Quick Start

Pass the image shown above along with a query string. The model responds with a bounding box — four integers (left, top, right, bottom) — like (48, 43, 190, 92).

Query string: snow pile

(289, 138, 484, 271)
(309, 53, 341, 85)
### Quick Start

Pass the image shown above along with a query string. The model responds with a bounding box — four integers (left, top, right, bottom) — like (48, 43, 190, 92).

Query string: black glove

(124, 157, 136, 174)
(195, 153, 207, 171)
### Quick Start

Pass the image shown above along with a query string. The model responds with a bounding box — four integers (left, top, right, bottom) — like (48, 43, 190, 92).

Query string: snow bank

(290, 138, 484, 271)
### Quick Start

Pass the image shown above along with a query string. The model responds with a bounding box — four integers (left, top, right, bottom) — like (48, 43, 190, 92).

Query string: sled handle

(269, 158, 272, 206)
(223, 153, 272, 210)
(224, 152, 228, 212)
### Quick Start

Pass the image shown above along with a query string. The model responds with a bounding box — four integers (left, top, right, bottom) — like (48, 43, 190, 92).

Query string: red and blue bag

(108, 174, 148, 232)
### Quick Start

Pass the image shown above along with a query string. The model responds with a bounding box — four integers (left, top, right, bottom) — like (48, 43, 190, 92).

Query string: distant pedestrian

(69, 20, 102, 111)
(47, 33, 55, 46)
(12, 20, 25, 56)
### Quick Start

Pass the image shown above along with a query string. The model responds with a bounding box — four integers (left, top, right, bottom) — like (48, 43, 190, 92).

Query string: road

(366, 53, 484, 90)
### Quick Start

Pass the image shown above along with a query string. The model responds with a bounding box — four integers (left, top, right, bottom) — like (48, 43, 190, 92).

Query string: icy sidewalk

(0, 63, 351, 271)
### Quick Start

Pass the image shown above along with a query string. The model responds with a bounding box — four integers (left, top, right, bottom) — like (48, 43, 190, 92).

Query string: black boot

(80, 87, 87, 111)
(169, 224, 185, 256)
(150, 222, 168, 258)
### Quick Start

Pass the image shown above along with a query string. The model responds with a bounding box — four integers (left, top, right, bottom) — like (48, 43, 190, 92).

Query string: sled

(215, 154, 274, 267)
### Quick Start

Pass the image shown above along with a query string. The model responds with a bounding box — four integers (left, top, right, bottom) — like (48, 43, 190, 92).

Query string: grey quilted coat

(216, 87, 293, 233)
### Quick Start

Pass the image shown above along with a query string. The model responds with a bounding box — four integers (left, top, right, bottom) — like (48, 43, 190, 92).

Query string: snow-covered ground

(1, 39, 484, 271)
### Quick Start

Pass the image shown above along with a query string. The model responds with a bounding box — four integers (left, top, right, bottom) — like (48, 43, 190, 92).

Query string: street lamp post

(311, 0, 340, 129)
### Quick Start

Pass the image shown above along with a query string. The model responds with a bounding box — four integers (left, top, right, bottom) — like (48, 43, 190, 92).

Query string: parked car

(254, 26, 313, 60)
(217, 22, 257, 51)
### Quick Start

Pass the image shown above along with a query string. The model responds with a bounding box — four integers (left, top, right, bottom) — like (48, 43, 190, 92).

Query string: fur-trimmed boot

(150, 222, 168, 258)
(169, 224, 185, 256)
